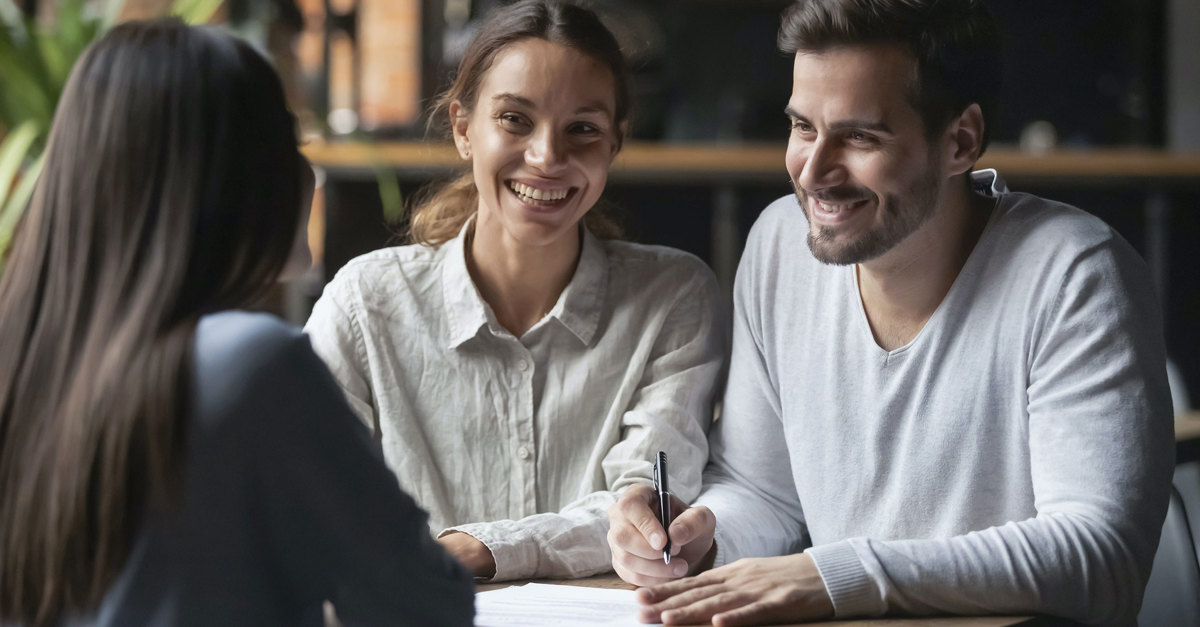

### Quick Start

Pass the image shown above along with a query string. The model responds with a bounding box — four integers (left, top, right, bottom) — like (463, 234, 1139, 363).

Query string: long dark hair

(0, 19, 301, 624)
(408, 0, 632, 246)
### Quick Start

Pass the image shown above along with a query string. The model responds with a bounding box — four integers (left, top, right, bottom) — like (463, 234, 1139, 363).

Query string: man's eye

(790, 120, 813, 133)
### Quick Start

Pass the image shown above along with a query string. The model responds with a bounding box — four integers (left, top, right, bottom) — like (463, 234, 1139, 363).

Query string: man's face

(785, 44, 946, 265)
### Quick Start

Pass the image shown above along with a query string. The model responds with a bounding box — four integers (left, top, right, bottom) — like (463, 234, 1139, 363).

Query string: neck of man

(856, 176, 994, 351)
(467, 214, 581, 339)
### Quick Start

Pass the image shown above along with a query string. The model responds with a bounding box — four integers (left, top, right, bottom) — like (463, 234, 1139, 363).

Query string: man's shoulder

(994, 192, 1118, 253)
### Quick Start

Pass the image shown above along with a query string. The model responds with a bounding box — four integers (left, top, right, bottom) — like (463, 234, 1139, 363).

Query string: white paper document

(475, 583, 661, 626)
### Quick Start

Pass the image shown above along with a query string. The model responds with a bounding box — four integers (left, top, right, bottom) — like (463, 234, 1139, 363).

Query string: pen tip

(664, 554, 671, 565)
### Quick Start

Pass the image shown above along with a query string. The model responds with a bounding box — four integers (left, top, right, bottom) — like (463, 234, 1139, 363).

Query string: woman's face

(451, 38, 621, 250)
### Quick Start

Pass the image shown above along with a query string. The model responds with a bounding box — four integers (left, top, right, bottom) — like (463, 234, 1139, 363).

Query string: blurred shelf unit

(303, 141, 1200, 185)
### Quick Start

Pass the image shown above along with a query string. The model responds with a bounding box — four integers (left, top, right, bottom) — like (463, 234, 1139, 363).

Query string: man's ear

(945, 103, 984, 176)
(449, 100, 471, 160)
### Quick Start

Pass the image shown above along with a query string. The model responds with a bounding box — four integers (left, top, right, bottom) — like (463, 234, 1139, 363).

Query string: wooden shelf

(303, 140, 1200, 185)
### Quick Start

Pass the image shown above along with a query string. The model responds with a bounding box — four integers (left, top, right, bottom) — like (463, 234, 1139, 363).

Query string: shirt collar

(551, 226, 607, 346)
(442, 218, 494, 349)
(441, 219, 609, 349)
(971, 168, 1009, 196)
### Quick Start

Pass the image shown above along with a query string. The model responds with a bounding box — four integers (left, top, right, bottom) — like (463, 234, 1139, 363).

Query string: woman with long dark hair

(305, 0, 727, 581)
(0, 19, 472, 626)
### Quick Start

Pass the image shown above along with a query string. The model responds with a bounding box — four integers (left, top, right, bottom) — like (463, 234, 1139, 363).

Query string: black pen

(652, 451, 671, 564)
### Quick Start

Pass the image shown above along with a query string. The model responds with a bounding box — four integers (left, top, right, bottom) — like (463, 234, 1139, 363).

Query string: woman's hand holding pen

(607, 485, 717, 586)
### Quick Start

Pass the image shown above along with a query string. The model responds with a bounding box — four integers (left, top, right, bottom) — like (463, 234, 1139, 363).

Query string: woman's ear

(610, 120, 630, 161)
(449, 100, 471, 160)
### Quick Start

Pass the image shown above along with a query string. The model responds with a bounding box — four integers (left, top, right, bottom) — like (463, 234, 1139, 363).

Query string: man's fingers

(667, 505, 715, 547)
(659, 591, 753, 626)
(614, 485, 670, 549)
(637, 569, 719, 604)
(712, 600, 782, 627)
(608, 520, 664, 561)
(612, 542, 689, 581)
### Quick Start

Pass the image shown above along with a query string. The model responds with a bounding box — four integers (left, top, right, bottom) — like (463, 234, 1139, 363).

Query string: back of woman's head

(409, 0, 631, 246)
(0, 19, 300, 624)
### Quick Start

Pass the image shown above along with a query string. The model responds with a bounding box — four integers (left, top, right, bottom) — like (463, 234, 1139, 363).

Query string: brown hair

(408, 0, 631, 246)
(0, 19, 301, 624)
(778, 0, 1002, 155)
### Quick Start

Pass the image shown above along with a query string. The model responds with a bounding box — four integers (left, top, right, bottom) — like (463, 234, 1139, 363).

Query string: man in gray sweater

(606, 1, 1175, 625)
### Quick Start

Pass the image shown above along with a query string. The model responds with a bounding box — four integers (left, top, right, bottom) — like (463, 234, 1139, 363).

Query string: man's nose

(797, 138, 844, 193)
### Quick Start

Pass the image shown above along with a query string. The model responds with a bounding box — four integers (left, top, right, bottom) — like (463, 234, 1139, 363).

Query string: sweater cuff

(440, 523, 537, 582)
(806, 541, 883, 617)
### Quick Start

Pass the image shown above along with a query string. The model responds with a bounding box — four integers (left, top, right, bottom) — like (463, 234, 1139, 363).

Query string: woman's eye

(569, 122, 602, 136)
(498, 113, 530, 130)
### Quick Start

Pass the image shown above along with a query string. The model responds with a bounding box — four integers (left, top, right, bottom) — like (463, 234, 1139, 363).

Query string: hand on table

(607, 484, 718, 586)
(437, 531, 496, 578)
(636, 552, 834, 626)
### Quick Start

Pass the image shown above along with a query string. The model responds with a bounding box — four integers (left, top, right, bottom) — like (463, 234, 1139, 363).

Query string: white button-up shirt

(304, 222, 727, 580)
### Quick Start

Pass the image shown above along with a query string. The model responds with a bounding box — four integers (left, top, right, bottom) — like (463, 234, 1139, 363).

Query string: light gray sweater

(696, 173, 1174, 625)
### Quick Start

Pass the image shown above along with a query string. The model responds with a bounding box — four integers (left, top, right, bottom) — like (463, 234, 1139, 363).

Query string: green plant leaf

(0, 0, 25, 31)
(171, 0, 223, 25)
(0, 20, 55, 127)
(0, 119, 39, 205)
(0, 147, 43, 271)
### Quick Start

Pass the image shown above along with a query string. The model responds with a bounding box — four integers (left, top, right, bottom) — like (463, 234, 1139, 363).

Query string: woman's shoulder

(319, 243, 447, 309)
(333, 243, 442, 284)
(192, 311, 332, 428)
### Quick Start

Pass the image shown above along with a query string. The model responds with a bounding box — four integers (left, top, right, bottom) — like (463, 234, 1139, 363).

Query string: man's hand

(635, 553, 834, 626)
(607, 484, 718, 586)
(437, 531, 496, 578)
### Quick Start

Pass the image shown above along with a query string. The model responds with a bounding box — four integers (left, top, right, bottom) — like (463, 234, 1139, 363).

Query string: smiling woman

(304, 0, 728, 583)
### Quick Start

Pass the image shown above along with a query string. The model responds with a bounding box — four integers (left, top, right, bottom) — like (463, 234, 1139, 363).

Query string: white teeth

(510, 182, 568, 202)
(816, 199, 865, 214)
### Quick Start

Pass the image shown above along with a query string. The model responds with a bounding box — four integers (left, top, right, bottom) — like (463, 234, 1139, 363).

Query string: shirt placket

(509, 342, 537, 517)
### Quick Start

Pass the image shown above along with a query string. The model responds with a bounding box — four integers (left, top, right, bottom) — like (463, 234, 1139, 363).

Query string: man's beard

(795, 161, 942, 266)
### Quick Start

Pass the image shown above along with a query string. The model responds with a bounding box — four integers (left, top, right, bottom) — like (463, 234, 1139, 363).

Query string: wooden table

(477, 575, 1041, 626)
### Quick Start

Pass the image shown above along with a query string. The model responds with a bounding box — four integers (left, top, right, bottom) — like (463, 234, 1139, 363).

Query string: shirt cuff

(806, 541, 884, 617)
(440, 523, 537, 582)
(711, 527, 731, 568)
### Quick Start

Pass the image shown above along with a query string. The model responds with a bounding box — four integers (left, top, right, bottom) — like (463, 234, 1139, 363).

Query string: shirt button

(518, 446, 531, 460)
(517, 359, 530, 371)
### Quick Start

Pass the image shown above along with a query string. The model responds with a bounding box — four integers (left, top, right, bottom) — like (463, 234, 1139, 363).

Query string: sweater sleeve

(807, 238, 1175, 625)
(695, 224, 810, 568)
(445, 264, 728, 581)
(243, 322, 475, 626)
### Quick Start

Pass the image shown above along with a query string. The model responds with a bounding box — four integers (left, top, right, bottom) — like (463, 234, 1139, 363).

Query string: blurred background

(1, 0, 1198, 406)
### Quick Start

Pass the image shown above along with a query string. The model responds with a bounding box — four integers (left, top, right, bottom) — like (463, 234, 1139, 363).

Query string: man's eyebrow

(829, 119, 893, 134)
(784, 107, 894, 134)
